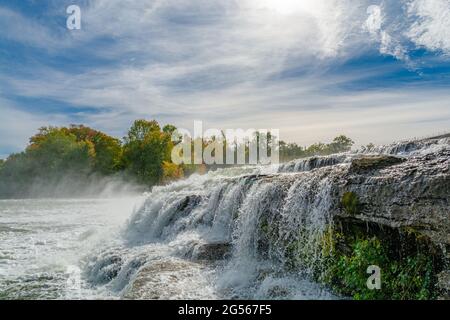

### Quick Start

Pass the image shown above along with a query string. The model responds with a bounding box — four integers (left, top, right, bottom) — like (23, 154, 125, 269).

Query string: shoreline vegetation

(0, 119, 354, 199)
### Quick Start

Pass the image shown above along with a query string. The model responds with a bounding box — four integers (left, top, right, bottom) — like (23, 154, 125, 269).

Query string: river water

(0, 198, 143, 299)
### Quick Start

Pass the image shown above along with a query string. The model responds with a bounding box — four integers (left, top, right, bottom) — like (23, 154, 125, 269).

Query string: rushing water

(1, 136, 448, 300)
(0, 173, 337, 300)
(0, 198, 144, 299)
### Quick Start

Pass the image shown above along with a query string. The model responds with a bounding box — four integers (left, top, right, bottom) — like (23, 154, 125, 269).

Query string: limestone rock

(123, 258, 217, 299)
(188, 242, 232, 261)
(349, 155, 406, 172)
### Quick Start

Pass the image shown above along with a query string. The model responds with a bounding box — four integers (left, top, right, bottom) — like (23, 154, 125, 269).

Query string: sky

(1, 0, 450, 158)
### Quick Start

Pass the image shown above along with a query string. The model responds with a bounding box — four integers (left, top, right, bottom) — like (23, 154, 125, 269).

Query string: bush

(326, 236, 437, 300)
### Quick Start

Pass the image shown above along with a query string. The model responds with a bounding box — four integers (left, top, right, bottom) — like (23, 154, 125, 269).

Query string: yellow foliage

(162, 161, 183, 182)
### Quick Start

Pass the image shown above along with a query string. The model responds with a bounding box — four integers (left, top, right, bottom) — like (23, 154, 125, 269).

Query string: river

(0, 198, 142, 299)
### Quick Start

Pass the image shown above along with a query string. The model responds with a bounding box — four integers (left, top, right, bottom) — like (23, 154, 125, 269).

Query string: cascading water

(278, 136, 450, 173)
(82, 136, 450, 299)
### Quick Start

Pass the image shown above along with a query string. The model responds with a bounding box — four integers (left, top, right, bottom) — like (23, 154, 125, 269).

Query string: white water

(0, 198, 144, 299)
(82, 165, 341, 300)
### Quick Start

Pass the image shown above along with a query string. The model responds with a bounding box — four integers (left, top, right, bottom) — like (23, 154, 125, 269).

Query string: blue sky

(1, 0, 450, 158)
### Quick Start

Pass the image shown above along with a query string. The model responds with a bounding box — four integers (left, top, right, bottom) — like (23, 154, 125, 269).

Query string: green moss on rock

(283, 220, 443, 300)
(341, 192, 360, 216)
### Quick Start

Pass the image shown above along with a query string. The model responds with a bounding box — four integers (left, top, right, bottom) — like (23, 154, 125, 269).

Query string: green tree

(122, 120, 176, 185)
(27, 127, 95, 176)
(279, 135, 355, 161)
(66, 125, 122, 174)
(125, 119, 161, 142)
(279, 141, 305, 162)
(163, 124, 177, 136)
(328, 135, 354, 153)
(0, 152, 34, 197)
(0, 125, 124, 198)
(306, 142, 327, 156)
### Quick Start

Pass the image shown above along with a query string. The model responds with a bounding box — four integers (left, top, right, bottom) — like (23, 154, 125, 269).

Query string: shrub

(325, 236, 437, 300)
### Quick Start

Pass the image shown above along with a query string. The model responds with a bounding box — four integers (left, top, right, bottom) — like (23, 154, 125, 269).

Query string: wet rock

(177, 195, 202, 212)
(88, 255, 123, 285)
(123, 258, 217, 299)
(334, 147, 450, 295)
(437, 270, 450, 300)
(349, 155, 406, 172)
(165, 195, 204, 228)
(85, 249, 125, 285)
(266, 285, 291, 298)
(340, 148, 450, 249)
(192, 242, 231, 261)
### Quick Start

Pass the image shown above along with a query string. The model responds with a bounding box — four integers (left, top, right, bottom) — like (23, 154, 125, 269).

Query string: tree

(278, 135, 355, 161)
(122, 119, 178, 185)
(279, 141, 305, 162)
(306, 142, 327, 156)
(162, 161, 183, 183)
(66, 125, 122, 174)
(163, 124, 177, 136)
(0, 152, 34, 197)
(328, 135, 355, 153)
(0, 125, 125, 198)
(365, 143, 375, 151)
(27, 127, 95, 176)
(125, 119, 161, 142)
(92, 133, 122, 174)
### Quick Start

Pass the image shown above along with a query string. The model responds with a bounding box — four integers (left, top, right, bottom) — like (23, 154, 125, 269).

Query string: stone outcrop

(348, 154, 406, 172)
(334, 147, 450, 298)
(338, 148, 449, 252)
(191, 242, 232, 261)
(123, 258, 216, 299)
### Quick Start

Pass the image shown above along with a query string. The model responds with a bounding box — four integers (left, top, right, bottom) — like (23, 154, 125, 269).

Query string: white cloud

(364, 4, 410, 63)
(361, 0, 450, 61)
(365, 5, 383, 33)
(407, 0, 450, 54)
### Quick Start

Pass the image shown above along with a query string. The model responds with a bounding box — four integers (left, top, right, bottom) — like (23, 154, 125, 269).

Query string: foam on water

(0, 197, 144, 299)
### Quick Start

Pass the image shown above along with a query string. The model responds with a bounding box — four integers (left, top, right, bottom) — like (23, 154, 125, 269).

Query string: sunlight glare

(260, 0, 318, 15)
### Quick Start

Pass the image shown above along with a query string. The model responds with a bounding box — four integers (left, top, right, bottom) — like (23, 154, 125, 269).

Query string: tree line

(0, 119, 354, 198)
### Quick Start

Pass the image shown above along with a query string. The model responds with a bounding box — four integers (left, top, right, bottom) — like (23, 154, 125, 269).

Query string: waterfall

(83, 136, 450, 299)
(278, 136, 450, 173)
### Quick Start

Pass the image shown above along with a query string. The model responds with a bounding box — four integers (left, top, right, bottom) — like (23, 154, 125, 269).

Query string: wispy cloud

(407, 0, 450, 54)
(0, 0, 449, 156)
